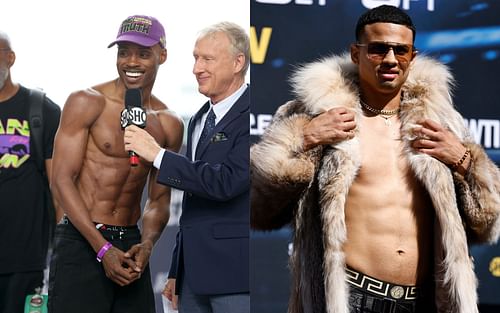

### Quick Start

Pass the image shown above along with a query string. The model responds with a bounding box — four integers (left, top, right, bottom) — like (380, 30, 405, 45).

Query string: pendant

(380, 116, 391, 126)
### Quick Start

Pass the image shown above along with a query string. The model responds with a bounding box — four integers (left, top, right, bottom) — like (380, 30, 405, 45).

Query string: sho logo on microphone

(120, 107, 147, 129)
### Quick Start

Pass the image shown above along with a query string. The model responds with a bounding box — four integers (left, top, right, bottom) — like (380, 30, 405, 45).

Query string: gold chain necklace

(360, 100, 400, 126)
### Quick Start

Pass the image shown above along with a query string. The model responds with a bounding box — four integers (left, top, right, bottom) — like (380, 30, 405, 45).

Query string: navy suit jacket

(158, 87, 249, 295)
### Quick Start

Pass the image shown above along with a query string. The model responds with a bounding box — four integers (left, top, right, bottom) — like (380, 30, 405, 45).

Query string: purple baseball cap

(108, 15, 166, 49)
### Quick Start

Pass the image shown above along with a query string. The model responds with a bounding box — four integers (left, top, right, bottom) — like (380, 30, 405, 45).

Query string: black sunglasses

(356, 41, 415, 62)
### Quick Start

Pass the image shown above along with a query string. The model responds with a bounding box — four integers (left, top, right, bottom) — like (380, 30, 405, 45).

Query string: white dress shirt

(153, 83, 248, 168)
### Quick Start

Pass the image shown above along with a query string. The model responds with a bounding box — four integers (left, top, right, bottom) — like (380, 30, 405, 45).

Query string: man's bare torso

(76, 83, 167, 226)
(344, 114, 434, 286)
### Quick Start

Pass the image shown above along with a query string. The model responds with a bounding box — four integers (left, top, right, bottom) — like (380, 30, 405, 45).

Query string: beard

(0, 66, 9, 90)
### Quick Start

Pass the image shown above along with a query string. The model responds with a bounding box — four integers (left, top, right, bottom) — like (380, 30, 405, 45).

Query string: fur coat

(251, 54, 500, 313)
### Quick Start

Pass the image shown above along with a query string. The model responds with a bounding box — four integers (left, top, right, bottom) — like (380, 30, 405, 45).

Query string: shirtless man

(48, 15, 183, 313)
(251, 5, 500, 313)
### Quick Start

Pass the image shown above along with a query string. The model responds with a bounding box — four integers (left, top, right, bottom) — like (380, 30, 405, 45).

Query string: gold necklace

(360, 100, 400, 126)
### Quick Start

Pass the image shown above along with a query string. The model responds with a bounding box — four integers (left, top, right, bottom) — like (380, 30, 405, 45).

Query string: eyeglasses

(356, 41, 415, 63)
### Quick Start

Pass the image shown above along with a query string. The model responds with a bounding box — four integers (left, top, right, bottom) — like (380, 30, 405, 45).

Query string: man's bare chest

(358, 117, 409, 177)
(89, 107, 164, 158)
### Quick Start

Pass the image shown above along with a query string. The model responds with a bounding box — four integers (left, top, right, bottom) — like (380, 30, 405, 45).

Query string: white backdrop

(1, 0, 249, 118)
(1, 2, 249, 311)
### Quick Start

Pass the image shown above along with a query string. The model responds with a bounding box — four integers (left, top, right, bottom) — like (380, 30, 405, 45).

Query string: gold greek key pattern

(345, 268, 419, 300)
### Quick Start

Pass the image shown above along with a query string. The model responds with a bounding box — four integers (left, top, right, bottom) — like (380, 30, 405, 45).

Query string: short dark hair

(355, 5, 416, 43)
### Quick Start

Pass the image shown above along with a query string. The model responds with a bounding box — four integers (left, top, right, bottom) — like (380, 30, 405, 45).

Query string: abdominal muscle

(75, 140, 151, 226)
(343, 116, 435, 286)
(344, 179, 434, 286)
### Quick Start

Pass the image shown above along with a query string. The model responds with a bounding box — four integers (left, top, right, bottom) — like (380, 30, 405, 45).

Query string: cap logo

(120, 17, 153, 36)
(108, 15, 166, 49)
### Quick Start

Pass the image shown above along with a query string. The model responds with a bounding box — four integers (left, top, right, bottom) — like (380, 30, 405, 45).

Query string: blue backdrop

(250, 1, 500, 312)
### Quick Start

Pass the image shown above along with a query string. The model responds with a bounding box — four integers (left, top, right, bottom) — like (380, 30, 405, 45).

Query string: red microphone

(121, 89, 146, 166)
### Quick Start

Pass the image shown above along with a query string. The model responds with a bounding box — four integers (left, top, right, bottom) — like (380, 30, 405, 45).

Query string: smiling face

(116, 42, 166, 90)
(351, 22, 416, 98)
(192, 31, 245, 104)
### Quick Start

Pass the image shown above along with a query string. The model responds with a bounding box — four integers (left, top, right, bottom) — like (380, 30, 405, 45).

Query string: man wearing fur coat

(251, 5, 500, 313)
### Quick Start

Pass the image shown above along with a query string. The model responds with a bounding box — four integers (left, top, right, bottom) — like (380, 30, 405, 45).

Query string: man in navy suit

(124, 21, 249, 313)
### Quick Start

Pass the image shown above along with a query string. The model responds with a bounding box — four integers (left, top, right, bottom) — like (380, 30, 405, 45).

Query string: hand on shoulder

(303, 107, 357, 150)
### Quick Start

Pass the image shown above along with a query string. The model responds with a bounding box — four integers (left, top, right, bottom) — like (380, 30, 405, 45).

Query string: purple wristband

(96, 242, 112, 262)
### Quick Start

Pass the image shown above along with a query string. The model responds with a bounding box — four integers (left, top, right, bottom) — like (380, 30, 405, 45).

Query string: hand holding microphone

(121, 89, 147, 166)
(122, 89, 162, 164)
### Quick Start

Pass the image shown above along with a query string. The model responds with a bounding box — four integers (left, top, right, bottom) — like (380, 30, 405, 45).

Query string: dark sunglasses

(356, 41, 415, 62)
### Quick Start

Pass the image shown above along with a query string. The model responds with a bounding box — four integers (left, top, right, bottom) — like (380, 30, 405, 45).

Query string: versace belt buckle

(390, 285, 405, 299)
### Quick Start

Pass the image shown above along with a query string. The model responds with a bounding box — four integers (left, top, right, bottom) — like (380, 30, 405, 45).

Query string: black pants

(48, 220, 155, 313)
(0, 271, 43, 313)
(349, 285, 423, 313)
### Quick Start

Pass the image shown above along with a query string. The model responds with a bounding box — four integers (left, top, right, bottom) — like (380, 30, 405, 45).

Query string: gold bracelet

(451, 148, 470, 171)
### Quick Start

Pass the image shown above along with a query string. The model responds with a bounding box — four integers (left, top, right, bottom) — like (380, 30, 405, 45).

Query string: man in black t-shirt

(0, 31, 61, 313)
